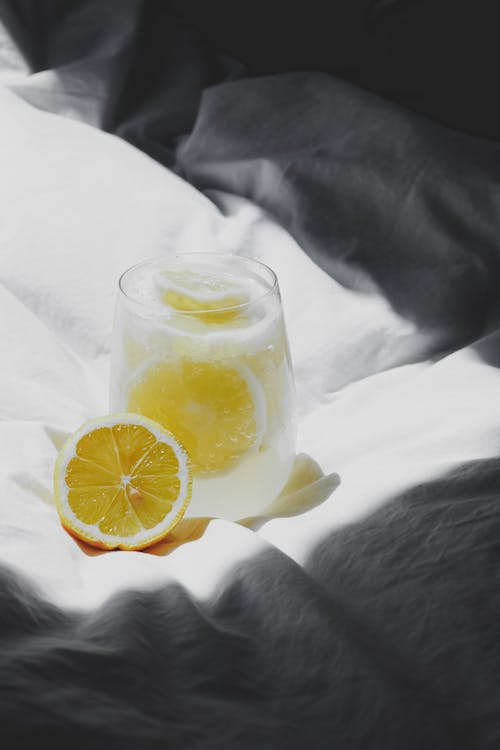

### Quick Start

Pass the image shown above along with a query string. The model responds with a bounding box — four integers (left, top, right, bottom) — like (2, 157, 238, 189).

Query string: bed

(2, 2, 500, 748)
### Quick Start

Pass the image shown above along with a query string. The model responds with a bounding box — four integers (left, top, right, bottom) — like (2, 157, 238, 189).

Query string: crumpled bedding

(2, 3, 500, 748)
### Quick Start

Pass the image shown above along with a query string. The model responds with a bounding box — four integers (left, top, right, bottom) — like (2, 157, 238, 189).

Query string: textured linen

(2, 5, 500, 748)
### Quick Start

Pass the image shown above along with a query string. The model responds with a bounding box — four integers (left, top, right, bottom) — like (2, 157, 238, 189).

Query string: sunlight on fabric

(49, 521, 271, 611)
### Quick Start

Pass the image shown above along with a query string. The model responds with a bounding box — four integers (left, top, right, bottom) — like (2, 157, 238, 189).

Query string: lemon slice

(127, 359, 266, 475)
(54, 413, 192, 550)
(156, 269, 249, 323)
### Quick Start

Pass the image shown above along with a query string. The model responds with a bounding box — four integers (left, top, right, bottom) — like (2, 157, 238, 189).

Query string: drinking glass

(110, 253, 296, 520)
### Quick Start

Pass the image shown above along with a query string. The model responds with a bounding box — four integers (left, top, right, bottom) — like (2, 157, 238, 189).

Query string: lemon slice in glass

(127, 359, 266, 475)
(156, 268, 249, 323)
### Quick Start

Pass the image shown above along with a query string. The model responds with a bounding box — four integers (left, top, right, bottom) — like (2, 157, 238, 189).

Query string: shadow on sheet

(1, 458, 500, 748)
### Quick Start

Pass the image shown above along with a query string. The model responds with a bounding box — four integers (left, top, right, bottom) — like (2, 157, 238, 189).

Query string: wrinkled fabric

(2, 4, 500, 749)
(0, 0, 235, 163)
(177, 73, 500, 355)
(5, 0, 500, 144)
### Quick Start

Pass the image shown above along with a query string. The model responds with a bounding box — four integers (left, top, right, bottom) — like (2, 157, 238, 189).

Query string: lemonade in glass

(110, 254, 296, 520)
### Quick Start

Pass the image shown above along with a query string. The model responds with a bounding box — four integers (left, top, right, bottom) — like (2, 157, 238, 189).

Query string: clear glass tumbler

(110, 253, 296, 520)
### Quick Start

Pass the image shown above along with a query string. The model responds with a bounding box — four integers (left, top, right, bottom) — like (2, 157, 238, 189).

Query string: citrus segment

(65, 456, 118, 488)
(95, 488, 143, 537)
(75, 426, 122, 474)
(127, 359, 265, 475)
(130, 472, 181, 501)
(67, 487, 120, 525)
(54, 414, 192, 550)
(125, 485, 175, 529)
(111, 422, 156, 474)
(136, 440, 181, 475)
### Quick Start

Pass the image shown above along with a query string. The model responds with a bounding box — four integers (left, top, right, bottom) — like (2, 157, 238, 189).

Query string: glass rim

(118, 253, 279, 316)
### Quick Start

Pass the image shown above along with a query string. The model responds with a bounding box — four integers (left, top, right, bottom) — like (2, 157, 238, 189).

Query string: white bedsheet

(2, 54, 500, 746)
(1, 74, 500, 605)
